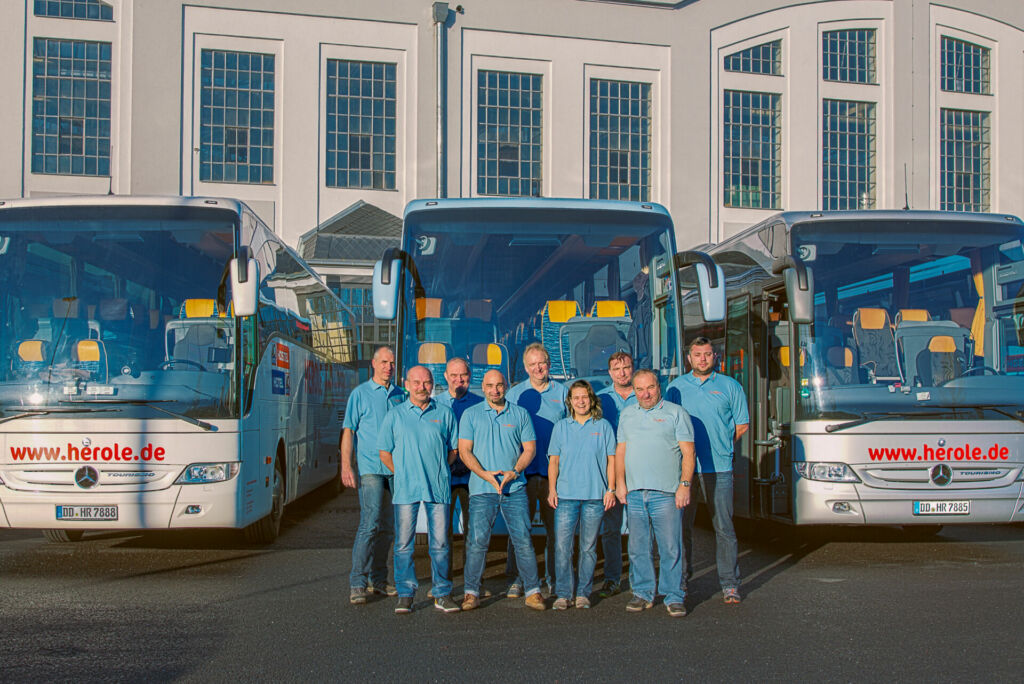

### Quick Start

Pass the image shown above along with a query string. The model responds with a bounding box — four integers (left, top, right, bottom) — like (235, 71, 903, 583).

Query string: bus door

(724, 295, 753, 518)
(753, 287, 794, 521)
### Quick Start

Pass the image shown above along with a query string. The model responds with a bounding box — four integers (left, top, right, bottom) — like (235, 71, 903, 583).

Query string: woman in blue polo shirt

(547, 380, 617, 610)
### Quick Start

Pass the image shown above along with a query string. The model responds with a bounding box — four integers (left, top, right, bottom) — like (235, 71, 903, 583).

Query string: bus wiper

(0, 406, 118, 425)
(61, 399, 216, 432)
(825, 410, 952, 433)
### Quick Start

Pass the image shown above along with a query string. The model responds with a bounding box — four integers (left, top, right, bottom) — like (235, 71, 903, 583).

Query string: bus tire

(244, 457, 285, 544)
(42, 529, 84, 543)
(902, 524, 943, 538)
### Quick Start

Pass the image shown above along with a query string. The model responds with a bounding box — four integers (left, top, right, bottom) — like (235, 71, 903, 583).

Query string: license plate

(55, 505, 118, 521)
(913, 500, 970, 516)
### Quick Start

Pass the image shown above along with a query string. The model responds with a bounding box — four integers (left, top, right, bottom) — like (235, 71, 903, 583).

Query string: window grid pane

(588, 79, 652, 201)
(940, 36, 990, 94)
(325, 60, 397, 190)
(34, 0, 113, 21)
(724, 40, 782, 76)
(476, 70, 543, 197)
(822, 29, 876, 84)
(31, 37, 112, 176)
(822, 99, 876, 210)
(723, 90, 781, 209)
(939, 108, 990, 212)
(199, 49, 275, 184)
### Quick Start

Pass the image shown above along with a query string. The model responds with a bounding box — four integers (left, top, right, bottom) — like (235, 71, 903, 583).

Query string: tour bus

(371, 197, 724, 532)
(0, 195, 358, 543)
(680, 210, 1024, 532)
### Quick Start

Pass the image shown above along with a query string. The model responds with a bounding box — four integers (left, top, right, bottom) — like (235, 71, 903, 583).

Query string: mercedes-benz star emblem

(930, 463, 953, 487)
(82, 437, 91, 447)
(74, 466, 99, 489)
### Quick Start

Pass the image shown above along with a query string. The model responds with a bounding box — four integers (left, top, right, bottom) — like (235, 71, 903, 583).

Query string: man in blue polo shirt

(615, 368, 695, 617)
(595, 350, 637, 598)
(379, 365, 460, 614)
(458, 369, 545, 611)
(666, 337, 750, 605)
(504, 342, 566, 597)
(342, 346, 405, 604)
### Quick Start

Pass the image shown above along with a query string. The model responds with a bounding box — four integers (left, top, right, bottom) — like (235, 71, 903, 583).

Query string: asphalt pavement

(1, 484, 1022, 683)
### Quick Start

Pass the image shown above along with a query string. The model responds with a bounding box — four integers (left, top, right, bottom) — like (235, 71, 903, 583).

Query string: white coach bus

(681, 210, 1024, 533)
(0, 196, 357, 543)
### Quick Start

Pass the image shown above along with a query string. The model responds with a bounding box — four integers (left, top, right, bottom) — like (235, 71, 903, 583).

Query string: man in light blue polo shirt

(379, 365, 460, 614)
(615, 368, 695, 617)
(666, 337, 750, 604)
(504, 342, 567, 597)
(342, 346, 406, 604)
(595, 350, 637, 598)
(457, 369, 545, 611)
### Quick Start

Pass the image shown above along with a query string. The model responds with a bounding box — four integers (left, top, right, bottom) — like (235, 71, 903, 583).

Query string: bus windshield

(790, 218, 1024, 420)
(400, 204, 678, 389)
(0, 203, 240, 420)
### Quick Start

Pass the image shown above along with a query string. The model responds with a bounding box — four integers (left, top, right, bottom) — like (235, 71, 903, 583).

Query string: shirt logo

(503, 424, 514, 428)
(653, 418, 665, 423)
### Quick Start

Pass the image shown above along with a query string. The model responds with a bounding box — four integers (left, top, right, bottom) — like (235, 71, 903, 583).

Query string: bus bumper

(793, 478, 1024, 525)
(0, 479, 245, 530)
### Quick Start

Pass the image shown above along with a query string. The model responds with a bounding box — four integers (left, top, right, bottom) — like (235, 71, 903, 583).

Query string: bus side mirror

(230, 248, 258, 317)
(372, 257, 402, 320)
(694, 261, 726, 322)
(773, 257, 815, 325)
(675, 251, 726, 322)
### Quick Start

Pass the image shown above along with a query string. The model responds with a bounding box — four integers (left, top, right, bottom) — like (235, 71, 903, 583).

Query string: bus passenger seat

(180, 298, 219, 318)
(540, 300, 581, 377)
(589, 300, 631, 319)
(72, 340, 108, 382)
(463, 299, 493, 321)
(13, 340, 48, 377)
(895, 309, 930, 326)
(852, 307, 899, 379)
(418, 342, 450, 381)
(916, 335, 962, 386)
(415, 297, 443, 320)
(53, 297, 81, 319)
(573, 324, 629, 378)
(825, 346, 857, 385)
(471, 343, 507, 385)
(174, 324, 229, 369)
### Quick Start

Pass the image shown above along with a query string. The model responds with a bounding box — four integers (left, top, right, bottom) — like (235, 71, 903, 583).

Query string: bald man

(379, 365, 460, 613)
(457, 370, 545, 611)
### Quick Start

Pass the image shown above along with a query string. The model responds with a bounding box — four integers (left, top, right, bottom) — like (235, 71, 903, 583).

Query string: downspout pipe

(432, 2, 449, 198)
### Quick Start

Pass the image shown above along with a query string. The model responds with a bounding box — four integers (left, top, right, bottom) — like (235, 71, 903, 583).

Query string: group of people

(341, 337, 749, 616)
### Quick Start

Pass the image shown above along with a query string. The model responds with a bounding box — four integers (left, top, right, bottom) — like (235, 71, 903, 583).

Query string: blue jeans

(554, 499, 605, 599)
(349, 474, 394, 589)
(505, 474, 555, 589)
(626, 489, 686, 605)
(600, 502, 624, 584)
(464, 489, 540, 598)
(683, 471, 739, 591)
(394, 502, 452, 599)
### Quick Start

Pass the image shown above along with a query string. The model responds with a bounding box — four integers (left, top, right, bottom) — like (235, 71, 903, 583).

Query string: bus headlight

(175, 463, 240, 484)
(794, 462, 861, 483)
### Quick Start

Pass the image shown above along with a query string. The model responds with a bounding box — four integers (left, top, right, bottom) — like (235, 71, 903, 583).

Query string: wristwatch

(679, 480, 691, 487)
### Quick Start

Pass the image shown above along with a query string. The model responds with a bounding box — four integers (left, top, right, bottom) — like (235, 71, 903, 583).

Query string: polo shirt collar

(639, 399, 665, 412)
(687, 370, 716, 386)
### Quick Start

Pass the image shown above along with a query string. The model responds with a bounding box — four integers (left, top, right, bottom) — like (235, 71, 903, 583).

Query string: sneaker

(461, 594, 480, 611)
(575, 596, 591, 609)
(723, 588, 741, 604)
(598, 580, 621, 598)
(625, 595, 653, 613)
(395, 597, 414, 614)
(349, 587, 369, 605)
(666, 602, 687, 618)
(505, 582, 524, 599)
(552, 597, 570, 610)
(525, 593, 546, 611)
(369, 582, 398, 597)
(434, 595, 461, 613)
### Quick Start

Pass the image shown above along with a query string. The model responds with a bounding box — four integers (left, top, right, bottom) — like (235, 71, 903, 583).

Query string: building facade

(2, 0, 1022, 253)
